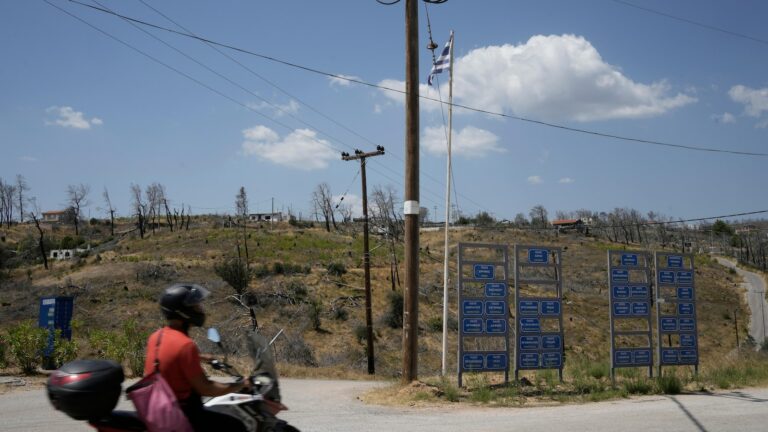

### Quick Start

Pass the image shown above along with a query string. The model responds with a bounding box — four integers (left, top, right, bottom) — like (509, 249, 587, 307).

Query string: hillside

(0, 218, 751, 381)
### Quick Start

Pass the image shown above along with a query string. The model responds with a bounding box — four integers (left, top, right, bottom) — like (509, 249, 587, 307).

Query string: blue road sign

(485, 301, 506, 316)
(541, 300, 561, 315)
(678, 303, 695, 316)
(631, 285, 649, 299)
(661, 317, 677, 332)
(632, 302, 650, 316)
(463, 354, 484, 370)
(520, 318, 541, 333)
(473, 264, 495, 279)
(677, 287, 693, 300)
(679, 318, 695, 332)
(485, 282, 507, 297)
(677, 271, 693, 285)
(680, 334, 696, 347)
(542, 352, 562, 368)
(462, 300, 483, 316)
(615, 350, 633, 365)
(634, 350, 652, 365)
(463, 318, 483, 334)
(612, 269, 629, 283)
(659, 271, 675, 284)
(486, 354, 508, 370)
(519, 353, 540, 368)
(528, 249, 549, 263)
(542, 335, 561, 349)
(486, 319, 507, 334)
(621, 253, 639, 266)
(680, 350, 698, 363)
(613, 286, 630, 298)
(519, 301, 539, 315)
(613, 302, 631, 316)
(667, 255, 684, 268)
(520, 336, 540, 350)
(662, 349, 679, 364)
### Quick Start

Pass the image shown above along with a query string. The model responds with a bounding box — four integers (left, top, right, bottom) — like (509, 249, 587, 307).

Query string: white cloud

(558, 177, 575, 184)
(19, 156, 38, 162)
(538, 149, 551, 164)
(246, 100, 300, 117)
(241, 126, 336, 170)
(328, 74, 361, 87)
(421, 125, 504, 158)
(45, 106, 103, 129)
(379, 34, 695, 121)
(333, 193, 363, 218)
(377, 79, 444, 112)
(729, 85, 768, 127)
(527, 175, 543, 185)
(711, 112, 736, 124)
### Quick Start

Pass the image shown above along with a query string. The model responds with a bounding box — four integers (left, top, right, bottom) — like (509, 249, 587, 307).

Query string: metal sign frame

(514, 245, 564, 381)
(607, 250, 653, 383)
(457, 243, 511, 387)
(655, 252, 699, 376)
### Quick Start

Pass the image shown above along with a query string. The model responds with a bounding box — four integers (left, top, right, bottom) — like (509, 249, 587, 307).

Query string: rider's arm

(189, 372, 245, 397)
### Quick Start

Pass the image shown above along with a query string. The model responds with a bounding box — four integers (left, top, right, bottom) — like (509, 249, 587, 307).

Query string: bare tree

(235, 186, 250, 272)
(102, 187, 116, 237)
(312, 183, 337, 232)
(27, 199, 49, 270)
(130, 183, 147, 239)
(371, 185, 403, 241)
(15, 175, 28, 223)
(0, 179, 17, 228)
(514, 213, 528, 227)
(66, 184, 90, 236)
(529, 205, 548, 229)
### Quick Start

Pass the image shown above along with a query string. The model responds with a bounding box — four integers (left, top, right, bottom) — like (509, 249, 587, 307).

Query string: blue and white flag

(427, 34, 452, 86)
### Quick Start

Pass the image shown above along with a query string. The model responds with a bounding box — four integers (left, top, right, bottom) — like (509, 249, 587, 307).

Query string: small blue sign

(486, 354, 508, 370)
(621, 253, 639, 266)
(678, 303, 695, 316)
(632, 302, 650, 316)
(473, 264, 495, 280)
(631, 285, 649, 299)
(519, 301, 539, 316)
(528, 249, 549, 264)
(613, 302, 631, 316)
(662, 349, 679, 364)
(462, 300, 483, 316)
(677, 287, 693, 300)
(520, 318, 541, 333)
(661, 317, 677, 332)
(520, 336, 540, 350)
(613, 286, 630, 299)
(667, 255, 684, 268)
(659, 271, 675, 284)
(680, 349, 698, 364)
(485, 301, 506, 316)
(612, 269, 630, 283)
(463, 354, 484, 370)
(615, 350, 633, 365)
(634, 350, 652, 365)
(541, 300, 561, 316)
(680, 334, 696, 347)
(463, 318, 483, 334)
(519, 353, 540, 368)
(542, 352, 562, 368)
(677, 271, 693, 285)
(542, 335, 561, 349)
(486, 319, 507, 334)
(485, 283, 507, 297)
(679, 318, 695, 332)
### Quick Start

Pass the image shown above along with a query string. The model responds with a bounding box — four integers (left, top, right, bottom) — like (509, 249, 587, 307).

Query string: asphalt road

(2, 378, 768, 432)
(715, 257, 768, 347)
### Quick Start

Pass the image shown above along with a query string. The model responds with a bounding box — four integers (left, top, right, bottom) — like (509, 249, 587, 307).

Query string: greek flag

(427, 34, 452, 86)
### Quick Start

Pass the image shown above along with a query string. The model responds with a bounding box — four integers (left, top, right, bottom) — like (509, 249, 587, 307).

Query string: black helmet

(160, 283, 210, 327)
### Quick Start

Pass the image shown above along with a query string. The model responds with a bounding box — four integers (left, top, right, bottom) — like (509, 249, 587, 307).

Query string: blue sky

(1, 0, 766, 222)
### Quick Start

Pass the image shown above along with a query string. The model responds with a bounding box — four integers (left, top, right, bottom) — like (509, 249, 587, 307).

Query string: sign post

(514, 245, 565, 382)
(655, 253, 699, 377)
(607, 251, 653, 384)
(457, 243, 511, 387)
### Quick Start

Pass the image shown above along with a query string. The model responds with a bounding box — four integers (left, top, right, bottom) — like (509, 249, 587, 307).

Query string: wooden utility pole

(342, 147, 385, 375)
(403, 0, 420, 383)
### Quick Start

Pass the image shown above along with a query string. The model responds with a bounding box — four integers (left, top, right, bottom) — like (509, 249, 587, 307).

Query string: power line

(66, 0, 768, 158)
(611, 0, 768, 47)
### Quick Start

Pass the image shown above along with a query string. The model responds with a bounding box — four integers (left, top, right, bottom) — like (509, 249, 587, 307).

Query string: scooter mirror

(207, 328, 221, 343)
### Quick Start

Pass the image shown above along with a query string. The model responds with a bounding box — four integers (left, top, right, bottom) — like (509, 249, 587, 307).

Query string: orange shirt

(144, 326, 204, 401)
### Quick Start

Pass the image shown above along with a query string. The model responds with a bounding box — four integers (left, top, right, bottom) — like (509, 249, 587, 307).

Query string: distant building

(42, 210, 66, 223)
(552, 218, 585, 233)
(248, 212, 284, 222)
(735, 225, 758, 234)
(49, 247, 88, 260)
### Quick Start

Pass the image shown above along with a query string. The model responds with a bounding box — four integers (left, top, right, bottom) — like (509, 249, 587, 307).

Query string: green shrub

(89, 329, 128, 364)
(326, 262, 347, 277)
(0, 335, 7, 369)
(123, 320, 149, 376)
(656, 373, 682, 394)
(588, 362, 610, 380)
(438, 377, 461, 402)
(331, 307, 349, 321)
(7, 321, 48, 374)
(215, 257, 251, 296)
(383, 291, 404, 329)
(427, 316, 442, 332)
(353, 324, 368, 344)
(623, 378, 653, 394)
(53, 330, 79, 367)
(308, 300, 322, 331)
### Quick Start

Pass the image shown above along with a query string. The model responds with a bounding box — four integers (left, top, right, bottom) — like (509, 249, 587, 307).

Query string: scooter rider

(145, 283, 250, 432)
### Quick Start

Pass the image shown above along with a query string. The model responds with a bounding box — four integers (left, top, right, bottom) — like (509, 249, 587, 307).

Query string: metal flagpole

(442, 30, 455, 377)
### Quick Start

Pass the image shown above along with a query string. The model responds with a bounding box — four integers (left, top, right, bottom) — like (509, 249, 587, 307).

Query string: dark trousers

(182, 394, 247, 432)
